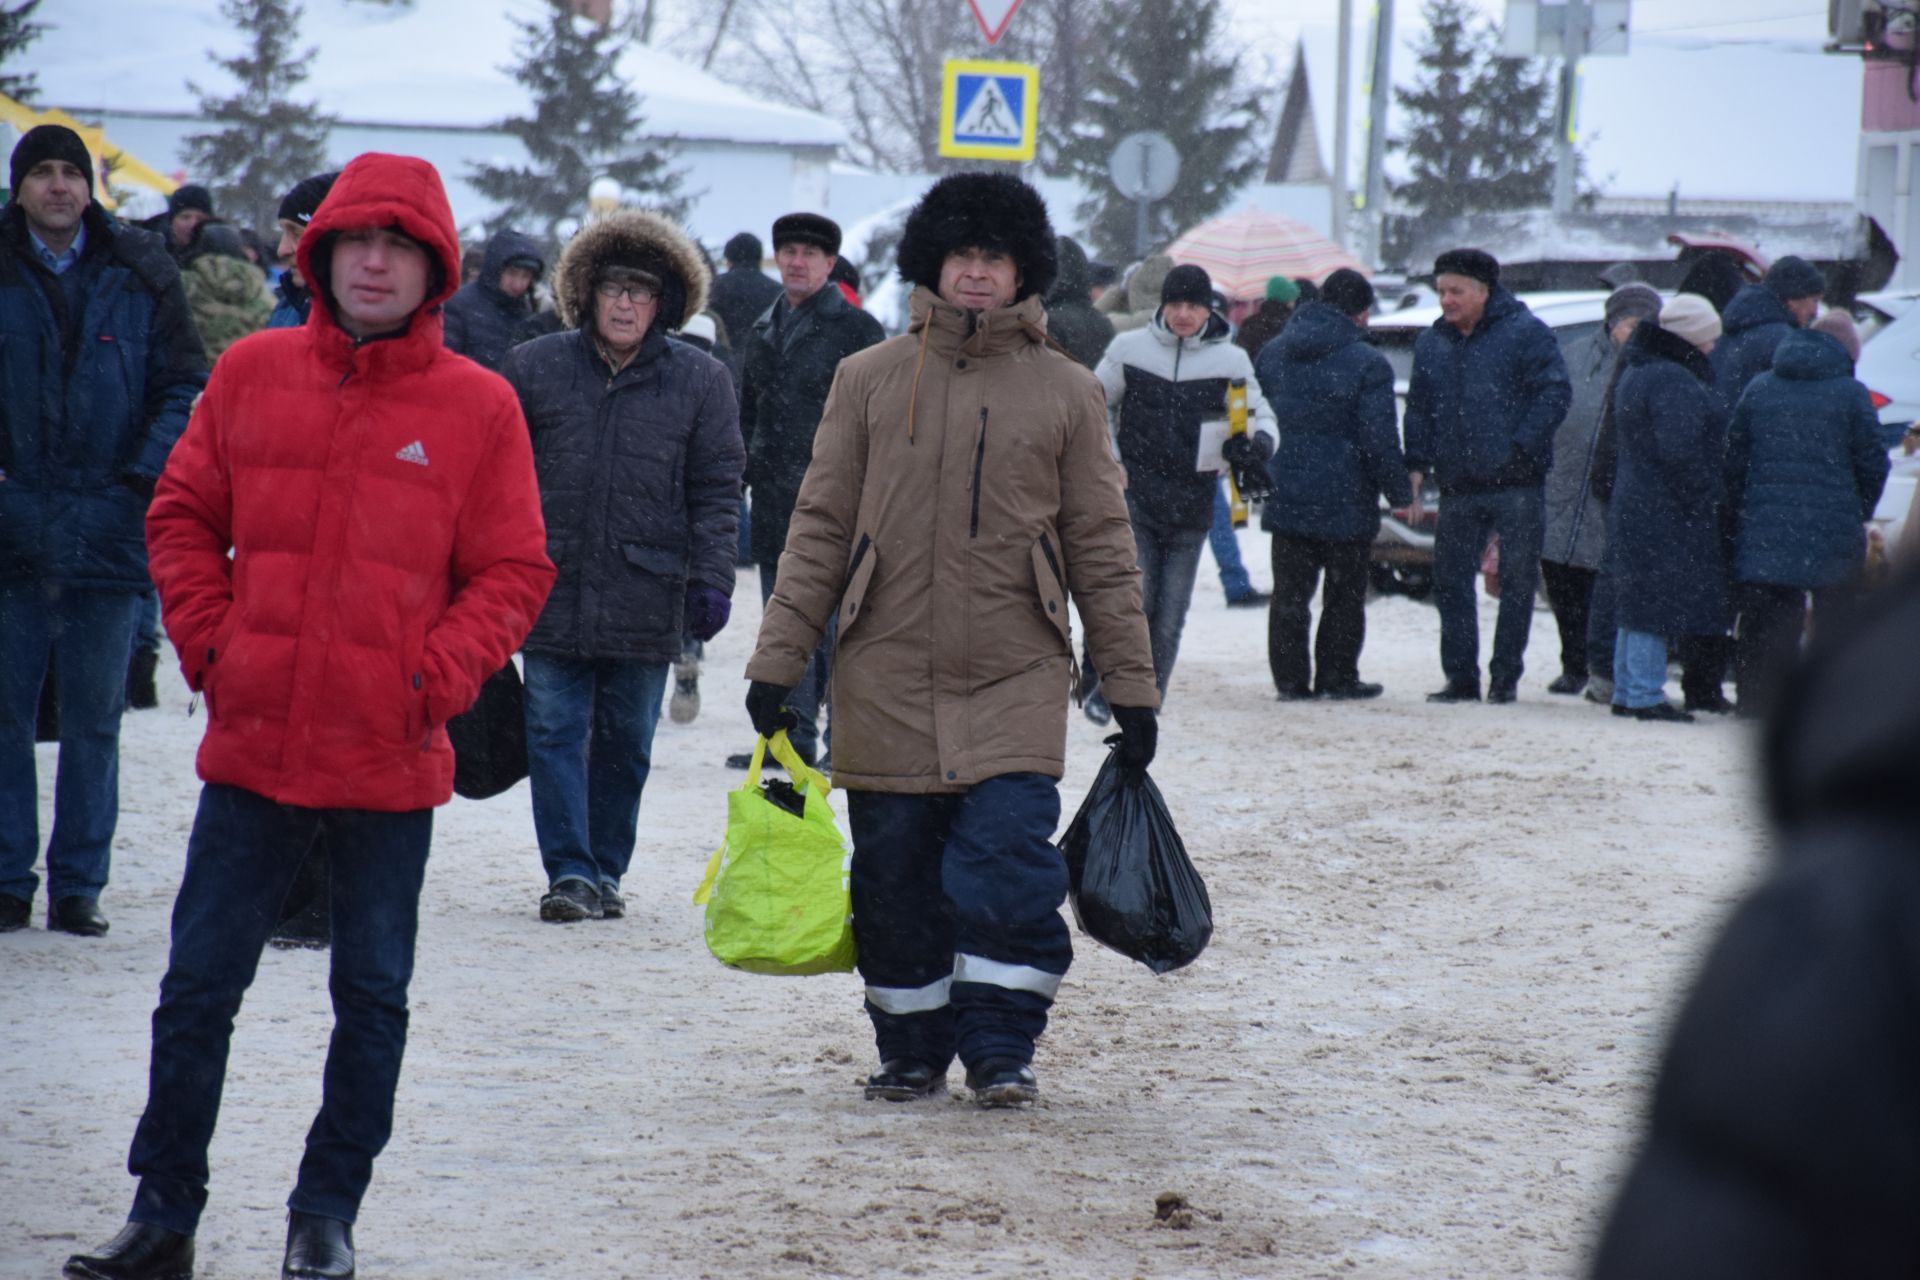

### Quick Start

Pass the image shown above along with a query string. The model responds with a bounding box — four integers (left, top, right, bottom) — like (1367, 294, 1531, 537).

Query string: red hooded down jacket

(147, 153, 555, 812)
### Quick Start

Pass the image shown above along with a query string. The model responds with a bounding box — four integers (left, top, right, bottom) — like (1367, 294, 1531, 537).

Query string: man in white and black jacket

(1092, 263, 1275, 707)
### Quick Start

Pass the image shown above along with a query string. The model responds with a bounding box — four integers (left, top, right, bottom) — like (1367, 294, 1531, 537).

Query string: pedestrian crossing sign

(939, 59, 1039, 162)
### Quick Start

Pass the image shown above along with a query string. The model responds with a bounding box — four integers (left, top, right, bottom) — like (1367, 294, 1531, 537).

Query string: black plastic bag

(1059, 745, 1212, 974)
(448, 661, 528, 800)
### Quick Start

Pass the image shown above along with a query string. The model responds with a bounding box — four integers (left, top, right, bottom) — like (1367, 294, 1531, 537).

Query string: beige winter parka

(747, 286, 1157, 794)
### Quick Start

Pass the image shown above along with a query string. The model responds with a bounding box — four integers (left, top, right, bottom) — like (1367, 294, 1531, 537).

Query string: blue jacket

(1256, 301, 1411, 543)
(1725, 329, 1889, 589)
(1608, 323, 1729, 638)
(266, 271, 308, 329)
(0, 203, 207, 589)
(1402, 286, 1571, 496)
(442, 229, 542, 372)
(1710, 284, 1796, 410)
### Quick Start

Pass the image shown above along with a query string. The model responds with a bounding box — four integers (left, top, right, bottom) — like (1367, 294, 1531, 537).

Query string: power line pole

(1332, 0, 1353, 247)
(1361, 0, 1394, 265)
(1552, 0, 1588, 213)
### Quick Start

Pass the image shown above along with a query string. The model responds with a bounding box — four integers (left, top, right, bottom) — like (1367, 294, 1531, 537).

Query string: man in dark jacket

(1592, 572, 1920, 1277)
(1256, 269, 1410, 700)
(1044, 234, 1115, 370)
(727, 211, 884, 768)
(1403, 248, 1572, 703)
(267, 170, 339, 330)
(1539, 283, 1661, 696)
(1724, 326, 1888, 718)
(442, 228, 542, 372)
(708, 230, 782, 347)
(0, 126, 207, 939)
(500, 211, 744, 924)
(1712, 255, 1824, 409)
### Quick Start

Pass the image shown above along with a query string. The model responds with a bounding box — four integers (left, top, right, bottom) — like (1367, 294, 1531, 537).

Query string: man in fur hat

(744, 172, 1157, 1108)
(499, 212, 744, 925)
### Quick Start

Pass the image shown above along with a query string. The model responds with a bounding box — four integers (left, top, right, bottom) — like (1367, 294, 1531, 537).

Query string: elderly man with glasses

(498, 211, 744, 924)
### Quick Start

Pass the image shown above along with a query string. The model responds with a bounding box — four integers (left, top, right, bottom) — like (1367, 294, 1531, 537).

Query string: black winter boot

(863, 1058, 947, 1101)
(282, 1211, 354, 1279)
(64, 1221, 195, 1279)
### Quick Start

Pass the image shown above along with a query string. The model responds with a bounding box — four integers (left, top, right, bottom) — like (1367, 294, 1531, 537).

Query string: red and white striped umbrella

(1164, 209, 1368, 301)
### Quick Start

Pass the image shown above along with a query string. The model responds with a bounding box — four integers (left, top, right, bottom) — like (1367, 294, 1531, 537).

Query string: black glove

(1220, 432, 1273, 469)
(1109, 704, 1158, 771)
(745, 680, 796, 739)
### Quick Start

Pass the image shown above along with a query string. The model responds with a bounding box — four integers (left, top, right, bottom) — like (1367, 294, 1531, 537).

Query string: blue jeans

(523, 653, 668, 892)
(0, 581, 140, 903)
(758, 560, 834, 757)
(1432, 486, 1544, 689)
(847, 773, 1070, 1071)
(1130, 499, 1211, 697)
(1613, 629, 1670, 709)
(1208, 479, 1253, 600)
(128, 784, 432, 1232)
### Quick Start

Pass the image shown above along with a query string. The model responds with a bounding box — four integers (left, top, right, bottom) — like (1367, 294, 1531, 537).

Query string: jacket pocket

(1031, 532, 1071, 651)
(402, 627, 427, 744)
(838, 533, 876, 638)
(621, 542, 689, 583)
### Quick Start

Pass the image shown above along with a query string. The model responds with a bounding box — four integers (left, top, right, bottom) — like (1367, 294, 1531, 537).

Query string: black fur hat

(896, 172, 1057, 304)
(1433, 247, 1500, 288)
(772, 212, 841, 256)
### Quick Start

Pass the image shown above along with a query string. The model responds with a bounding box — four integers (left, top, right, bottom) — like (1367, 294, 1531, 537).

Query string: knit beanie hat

(1604, 283, 1663, 331)
(1811, 309, 1862, 362)
(723, 231, 763, 266)
(1659, 293, 1723, 349)
(1319, 268, 1375, 316)
(1264, 275, 1300, 304)
(1764, 255, 1826, 302)
(9, 124, 95, 198)
(277, 171, 339, 227)
(1433, 247, 1499, 288)
(1161, 263, 1214, 307)
(168, 184, 214, 217)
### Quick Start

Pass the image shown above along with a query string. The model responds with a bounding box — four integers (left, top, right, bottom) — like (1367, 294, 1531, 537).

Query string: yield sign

(966, 0, 1023, 45)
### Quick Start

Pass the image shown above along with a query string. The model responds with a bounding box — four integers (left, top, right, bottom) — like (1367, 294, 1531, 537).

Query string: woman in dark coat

(1608, 295, 1729, 722)
(1725, 326, 1889, 717)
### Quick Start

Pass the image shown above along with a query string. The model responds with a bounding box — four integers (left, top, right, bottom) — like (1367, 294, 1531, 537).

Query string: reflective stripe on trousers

(867, 953, 1063, 1013)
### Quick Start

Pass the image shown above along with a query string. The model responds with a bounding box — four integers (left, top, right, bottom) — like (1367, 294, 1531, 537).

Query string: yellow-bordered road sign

(939, 59, 1038, 162)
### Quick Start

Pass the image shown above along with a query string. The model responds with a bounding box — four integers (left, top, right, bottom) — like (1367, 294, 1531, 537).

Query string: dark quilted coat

(442, 228, 541, 372)
(1725, 328, 1889, 589)
(1710, 283, 1796, 410)
(1607, 323, 1729, 638)
(0, 202, 206, 589)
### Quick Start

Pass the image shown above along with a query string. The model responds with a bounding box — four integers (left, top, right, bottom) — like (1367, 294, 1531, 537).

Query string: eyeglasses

(596, 281, 657, 304)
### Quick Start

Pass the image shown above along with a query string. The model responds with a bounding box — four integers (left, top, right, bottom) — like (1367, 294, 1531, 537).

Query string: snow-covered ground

(0, 532, 1769, 1278)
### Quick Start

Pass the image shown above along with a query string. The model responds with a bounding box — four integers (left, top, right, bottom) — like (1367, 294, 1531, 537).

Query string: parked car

(1849, 300, 1920, 548)
(1361, 291, 1612, 598)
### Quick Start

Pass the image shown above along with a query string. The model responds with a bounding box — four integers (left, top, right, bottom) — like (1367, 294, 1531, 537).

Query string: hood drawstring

(906, 319, 933, 444)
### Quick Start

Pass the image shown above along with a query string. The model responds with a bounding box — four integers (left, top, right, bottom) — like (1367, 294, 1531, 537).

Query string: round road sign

(1109, 131, 1181, 201)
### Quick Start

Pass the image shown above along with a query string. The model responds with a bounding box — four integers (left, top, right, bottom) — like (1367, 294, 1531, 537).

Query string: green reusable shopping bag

(692, 729, 856, 975)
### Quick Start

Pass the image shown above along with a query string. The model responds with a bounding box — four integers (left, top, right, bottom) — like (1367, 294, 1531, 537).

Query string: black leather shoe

(1273, 684, 1315, 702)
(863, 1058, 948, 1101)
(965, 1059, 1039, 1108)
(1685, 692, 1736, 715)
(538, 878, 601, 923)
(283, 1210, 354, 1279)
(1225, 590, 1271, 608)
(1546, 673, 1588, 695)
(49, 895, 110, 936)
(64, 1221, 195, 1279)
(0, 891, 28, 932)
(1426, 681, 1481, 704)
(1632, 701, 1695, 723)
(1486, 682, 1517, 704)
(1318, 681, 1383, 701)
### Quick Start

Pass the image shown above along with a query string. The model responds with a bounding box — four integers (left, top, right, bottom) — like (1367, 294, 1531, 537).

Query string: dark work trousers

(846, 773, 1070, 1073)
(1268, 535, 1370, 694)
(1431, 486, 1545, 690)
(1586, 568, 1617, 681)
(1735, 583, 1848, 718)
(1538, 559, 1597, 679)
(128, 784, 432, 1233)
(1676, 633, 1731, 707)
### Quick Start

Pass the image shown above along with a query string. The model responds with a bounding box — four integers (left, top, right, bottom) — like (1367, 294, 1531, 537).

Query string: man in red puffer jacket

(63, 153, 554, 1280)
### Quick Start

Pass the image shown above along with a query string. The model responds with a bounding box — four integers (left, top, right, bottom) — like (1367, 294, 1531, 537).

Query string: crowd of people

(1, 119, 1903, 1279)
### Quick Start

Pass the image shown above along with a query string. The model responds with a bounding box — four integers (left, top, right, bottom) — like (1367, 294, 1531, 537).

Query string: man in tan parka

(745, 172, 1158, 1108)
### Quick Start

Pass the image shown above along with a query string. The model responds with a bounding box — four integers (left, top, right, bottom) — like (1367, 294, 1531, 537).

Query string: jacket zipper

(969, 407, 988, 538)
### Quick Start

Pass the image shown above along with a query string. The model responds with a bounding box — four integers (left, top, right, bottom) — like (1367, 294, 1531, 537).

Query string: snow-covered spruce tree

(183, 0, 333, 235)
(469, 7, 683, 254)
(1057, 0, 1264, 263)
(0, 0, 46, 104)
(1392, 0, 1569, 222)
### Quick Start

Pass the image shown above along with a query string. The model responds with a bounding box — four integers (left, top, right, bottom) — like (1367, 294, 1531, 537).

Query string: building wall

(1862, 61, 1920, 287)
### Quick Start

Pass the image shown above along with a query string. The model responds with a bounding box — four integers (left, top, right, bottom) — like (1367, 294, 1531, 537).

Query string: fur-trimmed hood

(895, 172, 1057, 304)
(554, 210, 710, 332)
